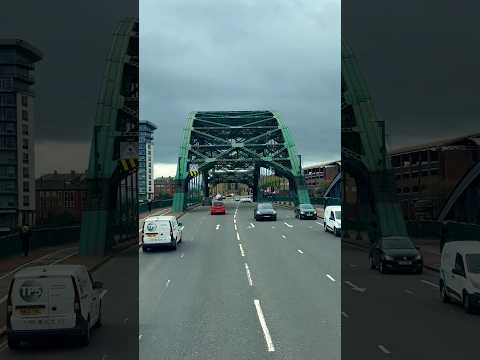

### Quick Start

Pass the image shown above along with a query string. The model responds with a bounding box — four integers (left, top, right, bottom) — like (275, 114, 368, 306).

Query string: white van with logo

(6, 265, 106, 349)
(440, 241, 480, 313)
(324, 205, 341, 236)
(141, 215, 184, 251)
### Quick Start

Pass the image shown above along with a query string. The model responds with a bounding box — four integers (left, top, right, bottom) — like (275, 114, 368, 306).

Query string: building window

(22, 110, 28, 121)
(22, 96, 28, 107)
(23, 152, 29, 164)
(0, 94, 15, 106)
(23, 167, 29, 178)
(23, 181, 29, 192)
(23, 195, 29, 207)
(430, 150, 439, 162)
(22, 124, 29, 135)
(64, 191, 74, 208)
(0, 78, 13, 90)
(22, 139, 28, 150)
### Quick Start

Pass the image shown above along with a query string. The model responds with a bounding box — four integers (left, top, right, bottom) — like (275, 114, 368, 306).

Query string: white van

(141, 215, 184, 251)
(324, 206, 341, 236)
(440, 241, 480, 313)
(6, 264, 106, 349)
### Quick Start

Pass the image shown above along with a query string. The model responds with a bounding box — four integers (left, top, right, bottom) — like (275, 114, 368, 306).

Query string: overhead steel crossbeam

(79, 17, 139, 256)
(172, 111, 311, 211)
(342, 40, 408, 240)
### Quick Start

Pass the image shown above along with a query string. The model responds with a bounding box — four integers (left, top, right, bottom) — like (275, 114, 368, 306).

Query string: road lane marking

(239, 244, 245, 257)
(281, 235, 286, 239)
(344, 280, 366, 292)
(234, 219, 237, 224)
(421, 279, 439, 289)
(378, 345, 391, 354)
(309, 226, 313, 229)
(244, 263, 253, 286)
(180, 253, 185, 259)
(51, 251, 79, 265)
(216, 224, 221, 230)
(405, 289, 414, 295)
(234, 224, 238, 231)
(326, 274, 336, 282)
(284, 222, 293, 228)
(250, 223, 255, 228)
(341, 312, 349, 319)
(316, 221, 323, 225)
(139, 334, 143, 340)
(237, 232, 241, 241)
(254, 299, 275, 352)
(297, 249, 304, 254)
(272, 226, 276, 229)
(0, 295, 7, 304)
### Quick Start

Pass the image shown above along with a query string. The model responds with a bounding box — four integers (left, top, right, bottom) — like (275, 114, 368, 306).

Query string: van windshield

(466, 254, 480, 274)
(144, 221, 170, 233)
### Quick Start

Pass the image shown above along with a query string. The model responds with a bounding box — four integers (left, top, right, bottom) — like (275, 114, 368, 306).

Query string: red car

(211, 201, 226, 215)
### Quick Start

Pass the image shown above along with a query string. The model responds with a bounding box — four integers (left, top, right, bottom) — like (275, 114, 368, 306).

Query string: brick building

(303, 161, 341, 198)
(154, 176, 176, 198)
(390, 133, 480, 220)
(35, 171, 88, 225)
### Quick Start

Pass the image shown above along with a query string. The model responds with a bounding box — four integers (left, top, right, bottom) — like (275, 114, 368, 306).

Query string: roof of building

(0, 39, 43, 61)
(36, 171, 87, 190)
(390, 133, 480, 155)
(303, 160, 341, 170)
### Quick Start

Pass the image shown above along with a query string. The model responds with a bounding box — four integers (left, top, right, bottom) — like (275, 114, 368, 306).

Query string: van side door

(450, 253, 467, 301)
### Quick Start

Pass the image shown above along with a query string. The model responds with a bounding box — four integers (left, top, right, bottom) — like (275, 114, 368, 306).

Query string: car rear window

(213, 201, 223, 206)
(144, 220, 170, 233)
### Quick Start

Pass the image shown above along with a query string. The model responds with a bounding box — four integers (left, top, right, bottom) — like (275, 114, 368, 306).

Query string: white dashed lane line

(341, 312, 349, 319)
(250, 223, 255, 228)
(237, 232, 241, 241)
(244, 263, 254, 286)
(239, 244, 245, 257)
(297, 249, 304, 254)
(326, 274, 336, 282)
(421, 279, 439, 289)
(378, 345, 391, 354)
(284, 222, 293, 228)
(281, 235, 286, 239)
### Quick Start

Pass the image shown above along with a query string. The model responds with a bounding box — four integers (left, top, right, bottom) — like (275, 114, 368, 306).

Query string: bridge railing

(0, 225, 80, 259)
(139, 198, 173, 213)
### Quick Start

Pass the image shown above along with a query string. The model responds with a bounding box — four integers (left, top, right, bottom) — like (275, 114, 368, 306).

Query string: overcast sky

(140, 0, 341, 177)
(0, 1, 137, 176)
(343, 0, 480, 151)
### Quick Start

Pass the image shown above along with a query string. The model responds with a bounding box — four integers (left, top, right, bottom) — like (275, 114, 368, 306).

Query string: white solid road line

(284, 222, 293, 228)
(326, 274, 336, 282)
(238, 243, 245, 257)
(421, 279, 439, 288)
(237, 232, 241, 241)
(250, 223, 255, 228)
(234, 224, 238, 231)
(378, 345, 391, 354)
(254, 299, 275, 352)
(297, 249, 304, 254)
(244, 263, 253, 286)
(341, 312, 349, 319)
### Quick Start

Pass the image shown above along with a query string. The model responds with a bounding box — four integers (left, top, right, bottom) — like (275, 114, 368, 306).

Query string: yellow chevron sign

(118, 158, 138, 174)
(188, 170, 199, 177)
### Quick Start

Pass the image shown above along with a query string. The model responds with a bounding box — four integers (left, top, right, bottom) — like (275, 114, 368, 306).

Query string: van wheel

(7, 338, 20, 350)
(95, 302, 103, 328)
(334, 228, 339, 237)
(463, 292, 474, 314)
(171, 240, 177, 250)
(81, 316, 91, 346)
(440, 282, 450, 303)
(324, 223, 328, 232)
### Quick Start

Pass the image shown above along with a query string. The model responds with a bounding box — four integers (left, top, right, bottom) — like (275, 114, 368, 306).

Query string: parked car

(324, 206, 341, 236)
(294, 203, 318, 220)
(141, 215, 184, 251)
(254, 202, 277, 221)
(440, 241, 480, 313)
(211, 201, 226, 215)
(6, 264, 106, 349)
(369, 236, 423, 274)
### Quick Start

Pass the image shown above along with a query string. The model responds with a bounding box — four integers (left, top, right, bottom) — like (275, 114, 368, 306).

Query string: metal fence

(0, 225, 80, 258)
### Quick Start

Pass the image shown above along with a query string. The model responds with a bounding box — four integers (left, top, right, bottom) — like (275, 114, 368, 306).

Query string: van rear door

(144, 220, 172, 244)
(10, 276, 76, 331)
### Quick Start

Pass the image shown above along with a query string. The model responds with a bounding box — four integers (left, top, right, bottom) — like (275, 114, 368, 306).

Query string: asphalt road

(140, 200, 341, 360)
(342, 244, 480, 359)
(0, 247, 139, 359)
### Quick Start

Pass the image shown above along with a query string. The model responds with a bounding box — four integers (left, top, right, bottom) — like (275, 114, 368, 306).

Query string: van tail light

(71, 276, 81, 321)
(6, 280, 14, 328)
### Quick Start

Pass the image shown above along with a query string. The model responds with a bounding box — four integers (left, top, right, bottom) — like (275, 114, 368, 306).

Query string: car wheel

(463, 291, 474, 314)
(7, 338, 20, 350)
(369, 256, 375, 269)
(95, 302, 103, 328)
(440, 281, 450, 303)
(81, 316, 91, 346)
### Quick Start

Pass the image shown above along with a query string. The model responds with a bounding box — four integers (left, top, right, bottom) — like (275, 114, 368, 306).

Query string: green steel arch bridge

(171, 111, 311, 212)
(79, 17, 139, 256)
(338, 40, 409, 242)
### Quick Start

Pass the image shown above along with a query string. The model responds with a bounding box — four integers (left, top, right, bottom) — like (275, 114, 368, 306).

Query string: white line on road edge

(315, 221, 323, 226)
(234, 219, 237, 224)
(344, 280, 366, 292)
(326, 274, 336, 282)
(237, 232, 241, 241)
(341, 312, 349, 319)
(284, 222, 293, 228)
(216, 224, 221, 230)
(254, 299, 275, 352)
(244, 263, 253, 286)
(234, 224, 238, 231)
(250, 223, 255, 228)
(297, 249, 304, 254)
(421, 279, 439, 289)
(238, 244, 245, 257)
(378, 345, 391, 354)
